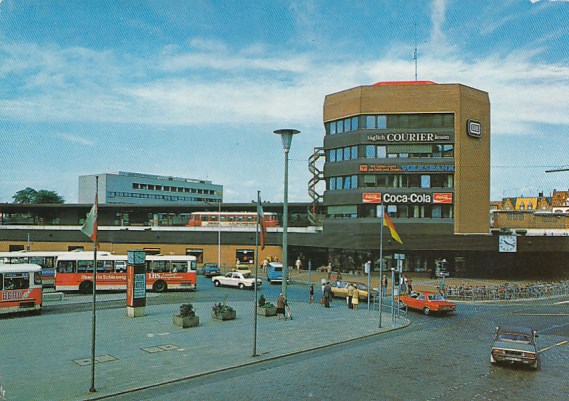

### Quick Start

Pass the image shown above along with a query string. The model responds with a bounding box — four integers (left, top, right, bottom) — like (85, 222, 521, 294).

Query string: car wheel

(214, 280, 221, 287)
(490, 354, 496, 364)
(423, 307, 431, 315)
(238, 283, 245, 289)
(531, 360, 538, 370)
(153, 280, 167, 292)
(79, 281, 93, 294)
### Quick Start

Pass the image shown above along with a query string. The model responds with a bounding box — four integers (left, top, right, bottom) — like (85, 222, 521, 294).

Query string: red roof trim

(373, 80, 437, 86)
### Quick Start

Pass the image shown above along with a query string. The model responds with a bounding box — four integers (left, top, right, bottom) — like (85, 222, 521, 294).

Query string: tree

(12, 187, 65, 204)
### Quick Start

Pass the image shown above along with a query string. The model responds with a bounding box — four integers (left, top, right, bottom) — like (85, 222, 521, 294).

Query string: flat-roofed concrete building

(79, 171, 223, 206)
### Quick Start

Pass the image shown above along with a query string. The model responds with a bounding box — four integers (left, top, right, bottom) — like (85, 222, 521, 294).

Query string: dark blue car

(201, 263, 221, 278)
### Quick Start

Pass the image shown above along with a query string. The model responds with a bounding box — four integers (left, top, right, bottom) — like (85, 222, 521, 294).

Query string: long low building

(0, 203, 568, 279)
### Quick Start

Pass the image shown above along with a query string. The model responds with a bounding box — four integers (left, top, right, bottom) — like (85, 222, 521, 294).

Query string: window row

(327, 204, 454, 219)
(133, 182, 217, 196)
(108, 191, 217, 203)
(327, 113, 454, 135)
(328, 144, 454, 162)
(329, 174, 454, 190)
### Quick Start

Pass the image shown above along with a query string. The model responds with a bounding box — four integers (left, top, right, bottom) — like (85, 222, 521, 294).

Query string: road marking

(555, 300, 569, 305)
(538, 340, 568, 354)
(512, 313, 569, 316)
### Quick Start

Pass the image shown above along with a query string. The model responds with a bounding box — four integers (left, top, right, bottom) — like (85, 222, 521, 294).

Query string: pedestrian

(262, 258, 269, 272)
(352, 286, 360, 310)
(295, 257, 302, 272)
(401, 274, 407, 295)
(323, 282, 332, 307)
(382, 274, 388, 297)
(407, 277, 413, 294)
(347, 283, 354, 309)
(276, 292, 287, 320)
(309, 284, 314, 304)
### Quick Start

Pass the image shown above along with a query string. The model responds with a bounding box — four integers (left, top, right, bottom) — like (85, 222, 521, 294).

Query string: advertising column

(126, 249, 146, 318)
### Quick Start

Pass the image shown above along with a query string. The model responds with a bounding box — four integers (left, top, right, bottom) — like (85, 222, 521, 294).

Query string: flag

(383, 211, 403, 244)
(257, 192, 266, 250)
(81, 195, 98, 242)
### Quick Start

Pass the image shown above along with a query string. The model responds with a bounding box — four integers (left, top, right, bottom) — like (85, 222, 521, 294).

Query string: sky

(0, 0, 568, 204)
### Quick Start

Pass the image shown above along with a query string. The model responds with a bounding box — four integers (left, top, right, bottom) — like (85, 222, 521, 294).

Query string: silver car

(491, 326, 539, 369)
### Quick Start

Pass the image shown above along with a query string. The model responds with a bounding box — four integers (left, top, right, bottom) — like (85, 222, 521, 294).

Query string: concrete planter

(173, 315, 199, 328)
(257, 306, 277, 316)
(211, 310, 236, 320)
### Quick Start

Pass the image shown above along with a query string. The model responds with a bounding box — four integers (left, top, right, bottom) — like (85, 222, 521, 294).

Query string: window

(344, 119, 351, 132)
(329, 121, 337, 135)
(377, 115, 387, 128)
(236, 249, 254, 264)
(351, 175, 358, 188)
(343, 176, 351, 190)
(344, 147, 351, 160)
(377, 146, 386, 158)
(421, 175, 431, 188)
(366, 115, 375, 129)
(337, 120, 344, 134)
(366, 145, 376, 158)
(329, 178, 336, 190)
(336, 177, 343, 189)
(351, 117, 358, 130)
(186, 249, 203, 264)
(336, 148, 343, 162)
(3, 272, 30, 290)
(329, 149, 336, 162)
(351, 146, 358, 159)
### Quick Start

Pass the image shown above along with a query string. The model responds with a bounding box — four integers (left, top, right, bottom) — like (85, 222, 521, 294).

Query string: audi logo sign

(467, 119, 482, 138)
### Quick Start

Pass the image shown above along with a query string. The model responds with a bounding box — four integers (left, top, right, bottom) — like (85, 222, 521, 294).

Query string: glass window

(344, 147, 350, 160)
(344, 176, 351, 189)
(337, 120, 344, 133)
(377, 115, 387, 128)
(329, 121, 337, 135)
(351, 175, 358, 188)
(377, 146, 386, 158)
(432, 205, 442, 218)
(421, 175, 431, 188)
(364, 175, 375, 187)
(336, 148, 343, 161)
(351, 146, 358, 159)
(366, 115, 375, 129)
(336, 177, 343, 189)
(344, 119, 351, 132)
(366, 145, 376, 158)
(329, 149, 336, 163)
(351, 117, 358, 130)
(329, 177, 336, 190)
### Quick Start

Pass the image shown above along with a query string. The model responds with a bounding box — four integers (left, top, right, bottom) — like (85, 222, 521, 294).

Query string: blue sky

(1, 0, 568, 204)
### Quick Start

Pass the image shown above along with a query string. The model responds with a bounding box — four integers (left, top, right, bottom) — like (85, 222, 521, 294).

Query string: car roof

(497, 326, 534, 335)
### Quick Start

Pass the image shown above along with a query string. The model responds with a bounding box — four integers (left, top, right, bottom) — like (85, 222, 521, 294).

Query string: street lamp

(274, 128, 300, 298)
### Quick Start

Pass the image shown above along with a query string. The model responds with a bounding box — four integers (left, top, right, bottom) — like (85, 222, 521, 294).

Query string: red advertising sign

(433, 193, 453, 204)
(362, 193, 382, 204)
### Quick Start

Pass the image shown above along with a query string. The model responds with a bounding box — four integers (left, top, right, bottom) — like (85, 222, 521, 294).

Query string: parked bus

(54, 252, 197, 293)
(187, 211, 279, 227)
(0, 251, 63, 288)
(0, 263, 43, 315)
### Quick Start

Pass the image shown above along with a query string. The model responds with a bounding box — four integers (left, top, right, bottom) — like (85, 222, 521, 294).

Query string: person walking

(276, 293, 287, 320)
(381, 274, 388, 297)
(309, 284, 314, 304)
(295, 257, 302, 272)
(323, 282, 332, 308)
(347, 283, 354, 309)
(352, 286, 360, 310)
(407, 277, 413, 294)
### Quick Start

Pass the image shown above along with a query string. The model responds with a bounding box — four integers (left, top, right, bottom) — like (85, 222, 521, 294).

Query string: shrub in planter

(257, 294, 277, 316)
(212, 297, 236, 320)
(173, 303, 199, 328)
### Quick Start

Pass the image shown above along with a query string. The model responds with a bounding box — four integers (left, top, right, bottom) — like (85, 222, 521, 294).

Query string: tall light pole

(274, 128, 300, 298)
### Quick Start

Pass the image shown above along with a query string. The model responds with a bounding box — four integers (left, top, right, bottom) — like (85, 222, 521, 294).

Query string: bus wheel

(79, 281, 93, 294)
(153, 280, 167, 292)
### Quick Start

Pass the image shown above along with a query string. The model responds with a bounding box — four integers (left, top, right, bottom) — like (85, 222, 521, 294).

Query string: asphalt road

(100, 295, 569, 401)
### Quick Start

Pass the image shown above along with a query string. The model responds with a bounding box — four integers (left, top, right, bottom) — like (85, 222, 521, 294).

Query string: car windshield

(428, 294, 446, 301)
(498, 333, 531, 343)
(242, 273, 252, 278)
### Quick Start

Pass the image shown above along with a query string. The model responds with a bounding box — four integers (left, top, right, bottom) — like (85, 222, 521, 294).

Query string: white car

(212, 272, 262, 289)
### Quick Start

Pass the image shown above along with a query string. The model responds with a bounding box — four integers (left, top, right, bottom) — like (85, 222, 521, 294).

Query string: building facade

(79, 171, 223, 206)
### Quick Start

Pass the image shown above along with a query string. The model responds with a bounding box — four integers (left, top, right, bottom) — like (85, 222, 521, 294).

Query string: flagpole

(89, 176, 99, 393)
(253, 191, 260, 357)
(378, 205, 384, 329)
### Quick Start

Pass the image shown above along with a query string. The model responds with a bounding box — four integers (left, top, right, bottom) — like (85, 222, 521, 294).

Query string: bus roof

(0, 263, 42, 273)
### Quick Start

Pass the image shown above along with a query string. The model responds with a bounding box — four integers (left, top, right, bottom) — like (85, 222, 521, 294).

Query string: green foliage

(179, 303, 196, 317)
(212, 296, 234, 314)
(258, 294, 275, 308)
(13, 187, 65, 204)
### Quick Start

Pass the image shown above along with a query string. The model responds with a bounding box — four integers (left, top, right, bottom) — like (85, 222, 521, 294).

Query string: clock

(128, 250, 146, 265)
(499, 235, 517, 253)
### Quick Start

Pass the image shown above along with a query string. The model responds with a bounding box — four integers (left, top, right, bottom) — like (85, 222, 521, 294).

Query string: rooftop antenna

(413, 22, 418, 81)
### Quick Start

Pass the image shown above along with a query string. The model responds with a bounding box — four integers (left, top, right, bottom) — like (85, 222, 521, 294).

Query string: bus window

(4, 272, 29, 290)
(0, 273, 3, 290)
(115, 261, 127, 272)
(171, 262, 187, 272)
(34, 272, 42, 285)
(57, 261, 76, 273)
(77, 260, 94, 273)
(97, 260, 114, 272)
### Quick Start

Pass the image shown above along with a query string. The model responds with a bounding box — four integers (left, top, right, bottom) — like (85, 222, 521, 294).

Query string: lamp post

(274, 128, 300, 298)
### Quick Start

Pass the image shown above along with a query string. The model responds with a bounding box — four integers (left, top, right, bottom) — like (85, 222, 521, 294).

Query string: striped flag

(257, 192, 266, 250)
(81, 195, 98, 242)
(383, 211, 403, 244)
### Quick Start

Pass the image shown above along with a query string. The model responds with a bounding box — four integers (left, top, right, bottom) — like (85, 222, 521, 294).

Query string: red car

(399, 291, 456, 315)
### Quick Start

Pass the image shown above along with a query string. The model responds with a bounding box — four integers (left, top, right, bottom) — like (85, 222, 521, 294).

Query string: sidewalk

(0, 298, 408, 401)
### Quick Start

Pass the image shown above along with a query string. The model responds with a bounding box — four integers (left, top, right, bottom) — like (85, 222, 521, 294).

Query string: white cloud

(55, 133, 94, 146)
